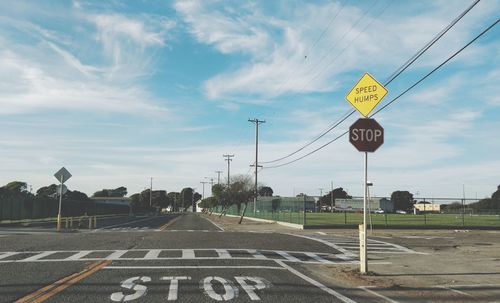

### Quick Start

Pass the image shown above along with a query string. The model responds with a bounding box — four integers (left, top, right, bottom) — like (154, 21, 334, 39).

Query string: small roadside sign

(54, 167, 72, 183)
(349, 118, 384, 152)
(345, 73, 388, 117)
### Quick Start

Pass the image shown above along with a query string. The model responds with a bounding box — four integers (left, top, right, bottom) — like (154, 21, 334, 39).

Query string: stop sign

(349, 118, 384, 152)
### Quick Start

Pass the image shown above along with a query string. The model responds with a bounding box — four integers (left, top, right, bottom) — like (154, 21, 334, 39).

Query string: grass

(212, 206, 500, 227)
(304, 212, 500, 227)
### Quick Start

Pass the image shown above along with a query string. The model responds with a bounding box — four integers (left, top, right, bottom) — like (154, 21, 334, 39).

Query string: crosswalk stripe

(144, 249, 162, 259)
(21, 251, 58, 261)
(215, 249, 231, 259)
(66, 251, 92, 260)
(182, 249, 195, 259)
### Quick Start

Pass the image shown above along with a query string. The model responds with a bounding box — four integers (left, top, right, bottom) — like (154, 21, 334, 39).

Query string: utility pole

(318, 188, 323, 212)
(150, 177, 153, 207)
(201, 181, 208, 200)
(249, 118, 265, 213)
(331, 181, 334, 213)
(223, 154, 234, 188)
(215, 171, 222, 185)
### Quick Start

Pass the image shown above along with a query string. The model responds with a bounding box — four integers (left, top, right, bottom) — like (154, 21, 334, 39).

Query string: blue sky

(0, 0, 498, 199)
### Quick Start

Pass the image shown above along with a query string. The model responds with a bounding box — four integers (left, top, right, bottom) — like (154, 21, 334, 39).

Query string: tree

(318, 187, 351, 208)
(492, 185, 500, 201)
(391, 191, 415, 211)
(93, 186, 127, 198)
(258, 186, 273, 197)
(180, 187, 194, 211)
(167, 192, 180, 211)
(36, 184, 58, 197)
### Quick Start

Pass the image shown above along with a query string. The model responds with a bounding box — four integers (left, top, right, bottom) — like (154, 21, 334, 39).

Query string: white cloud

(175, 0, 499, 101)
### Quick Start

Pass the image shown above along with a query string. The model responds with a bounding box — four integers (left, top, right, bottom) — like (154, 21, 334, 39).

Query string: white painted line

(104, 266, 286, 270)
(276, 260, 357, 303)
(65, 250, 92, 260)
(316, 232, 327, 235)
(440, 284, 500, 288)
(304, 252, 331, 264)
(203, 216, 225, 231)
(95, 216, 159, 230)
(107, 250, 128, 260)
(436, 286, 472, 297)
(0, 252, 18, 260)
(21, 251, 58, 261)
(248, 249, 267, 260)
(182, 249, 195, 259)
(144, 249, 161, 260)
(359, 286, 400, 303)
(276, 251, 301, 262)
(215, 249, 231, 259)
(286, 233, 356, 259)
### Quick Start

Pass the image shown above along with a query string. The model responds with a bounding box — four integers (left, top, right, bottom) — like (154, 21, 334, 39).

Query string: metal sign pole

(361, 152, 368, 273)
(57, 175, 63, 231)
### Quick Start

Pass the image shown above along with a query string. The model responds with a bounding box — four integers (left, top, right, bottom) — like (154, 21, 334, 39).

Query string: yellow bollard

(65, 217, 69, 229)
(88, 217, 92, 229)
(94, 216, 97, 229)
(70, 217, 73, 228)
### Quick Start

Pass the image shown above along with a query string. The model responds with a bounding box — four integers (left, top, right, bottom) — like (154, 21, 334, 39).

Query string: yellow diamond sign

(345, 73, 388, 117)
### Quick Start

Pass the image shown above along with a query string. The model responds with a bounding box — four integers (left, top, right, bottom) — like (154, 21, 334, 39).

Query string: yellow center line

(15, 260, 112, 303)
(159, 215, 182, 231)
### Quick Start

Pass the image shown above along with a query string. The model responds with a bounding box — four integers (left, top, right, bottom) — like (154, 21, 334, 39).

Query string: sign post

(54, 167, 72, 231)
(345, 73, 387, 274)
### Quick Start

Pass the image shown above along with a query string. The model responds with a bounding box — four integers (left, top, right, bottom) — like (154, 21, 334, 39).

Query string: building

(414, 202, 440, 213)
(335, 198, 394, 213)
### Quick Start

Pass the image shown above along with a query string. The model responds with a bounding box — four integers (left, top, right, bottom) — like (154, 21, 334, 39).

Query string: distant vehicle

(374, 209, 385, 214)
(396, 210, 407, 214)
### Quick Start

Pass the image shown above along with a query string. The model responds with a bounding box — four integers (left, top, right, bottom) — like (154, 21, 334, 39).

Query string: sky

(0, 0, 498, 199)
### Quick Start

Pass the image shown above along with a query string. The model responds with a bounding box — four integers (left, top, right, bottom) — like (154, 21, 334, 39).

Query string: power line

(261, 0, 479, 165)
(273, 0, 347, 95)
(287, 0, 381, 91)
(263, 18, 498, 169)
(384, 0, 481, 85)
(261, 108, 354, 164)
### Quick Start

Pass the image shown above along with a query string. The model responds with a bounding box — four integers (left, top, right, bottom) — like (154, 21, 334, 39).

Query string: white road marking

(21, 251, 57, 261)
(95, 216, 160, 231)
(359, 286, 400, 303)
(0, 248, 360, 264)
(203, 217, 225, 231)
(160, 276, 191, 301)
(316, 232, 327, 235)
(0, 252, 18, 260)
(107, 250, 128, 260)
(275, 251, 301, 262)
(182, 249, 195, 259)
(105, 266, 286, 270)
(248, 249, 267, 260)
(215, 249, 231, 259)
(276, 260, 357, 303)
(203, 276, 237, 301)
(144, 249, 162, 260)
(436, 286, 472, 297)
(66, 250, 92, 260)
(286, 233, 356, 260)
(304, 252, 331, 264)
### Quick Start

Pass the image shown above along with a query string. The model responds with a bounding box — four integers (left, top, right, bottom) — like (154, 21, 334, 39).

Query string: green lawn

(214, 206, 500, 227)
(304, 212, 500, 227)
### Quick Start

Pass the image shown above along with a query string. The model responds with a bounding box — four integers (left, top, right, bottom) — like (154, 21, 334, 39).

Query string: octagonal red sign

(349, 118, 384, 152)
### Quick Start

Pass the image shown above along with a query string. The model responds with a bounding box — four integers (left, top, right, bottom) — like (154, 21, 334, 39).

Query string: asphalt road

(2, 213, 499, 302)
(0, 213, 361, 303)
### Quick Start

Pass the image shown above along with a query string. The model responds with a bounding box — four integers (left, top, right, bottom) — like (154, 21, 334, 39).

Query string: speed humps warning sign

(345, 73, 388, 117)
